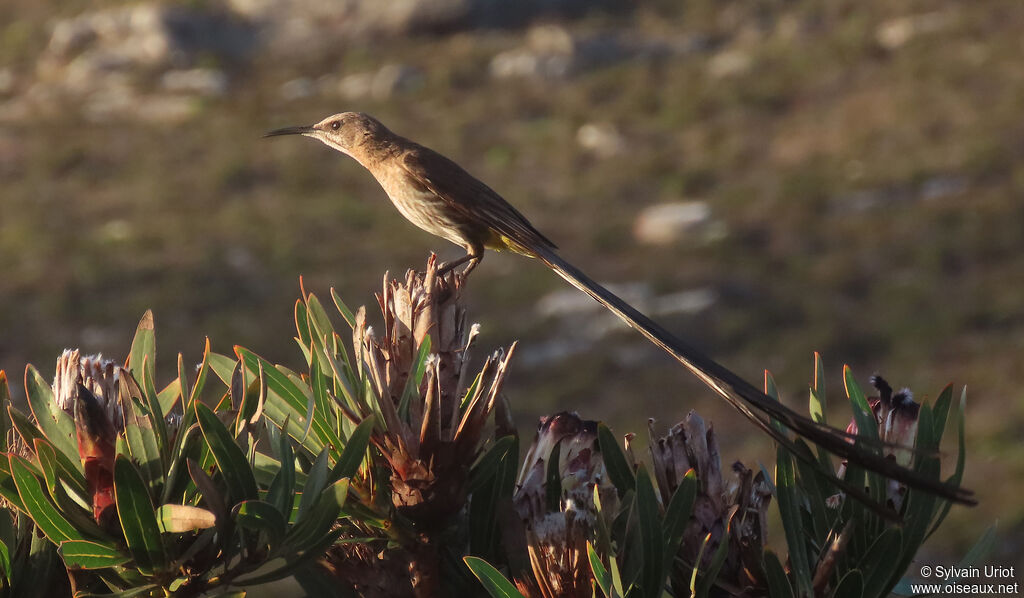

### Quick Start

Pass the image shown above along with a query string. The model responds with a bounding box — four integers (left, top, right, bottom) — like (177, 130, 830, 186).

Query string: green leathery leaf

(662, 469, 697, 574)
(281, 478, 348, 552)
(0, 371, 10, 453)
(464, 556, 525, 598)
(859, 527, 904, 598)
(832, 569, 864, 598)
(195, 402, 258, 505)
(634, 465, 663, 598)
(233, 527, 344, 587)
(235, 348, 329, 455)
(59, 540, 129, 569)
(762, 551, 794, 598)
(0, 457, 25, 512)
(113, 456, 167, 574)
(207, 352, 238, 388)
(9, 455, 80, 544)
(467, 434, 515, 494)
(298, 448, 330, 521)
(597, 423, 634, 495)
(330, 288, 358, 330)
(32, 436, 88, 502)
(233, 500, 286, 549)
(126, 310, 156, 382)
(121, 385, 164, 490)
(329, 415, 374, 484)
(588, 542, 612, 598)
(24, 365, 78, 468)
(844, 366, 879, 444)
(775, 446, 813, 597)
(928, 387, 968, 539)
(262, 434, 304, 522)
(0, 535, 9, 582)
(156, 378, 181, 419)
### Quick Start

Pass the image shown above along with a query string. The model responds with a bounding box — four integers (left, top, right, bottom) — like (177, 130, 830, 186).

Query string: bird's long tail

(532, 246, 974, 506)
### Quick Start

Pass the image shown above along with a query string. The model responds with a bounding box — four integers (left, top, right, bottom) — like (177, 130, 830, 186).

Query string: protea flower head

(837, 374, 921, 509)
(52, 349, 127, 529)
(649, 411, 772, 595)
(512, 412, 616, 598)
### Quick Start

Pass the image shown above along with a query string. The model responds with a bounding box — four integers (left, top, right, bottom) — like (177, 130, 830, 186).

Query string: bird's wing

(399, 146, 557, 252)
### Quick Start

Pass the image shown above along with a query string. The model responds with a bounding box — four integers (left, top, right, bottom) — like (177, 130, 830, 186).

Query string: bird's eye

(331, 121, 341, 130)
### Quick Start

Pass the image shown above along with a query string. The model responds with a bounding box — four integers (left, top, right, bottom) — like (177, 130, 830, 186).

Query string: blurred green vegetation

(1, 0, 1022, 567)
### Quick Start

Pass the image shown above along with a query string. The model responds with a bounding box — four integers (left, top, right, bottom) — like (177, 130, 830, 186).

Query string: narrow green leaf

(207, 352, 238, 388)
(812, 352, 827, 422)
(233, 500, 286, 549)
(121, 383, 164, 490)
(858, 527, 904, 598)
(156, 378, 181, 420)
(588, 542, 612, 598)
(928, 387, 968, 538)
(468, 435, 515, 494)
(597, 424, 634, 495)
(59, 540, 129, 569)
(464, 556, 526, 598)
(843, 366, 879, 443)
(266, 428, 296, 519)
(662, 470, 697, 573)
(775, 447, 813, 597)
(634, 466, 663, 598)
(235, 348, 332, 455)
(113, 456, 167, 574)
(298, 448, 330, 521)
(281, 479, 348, 553)
(762, 551, 794, 598)
(330, 416, 375, 485)
(9, 455, 80, 544)
(195, 402, 258, 505)
(693, 523, 730, 598)
(233, 528, 344, 587)
(24, 365, 78, 468)
(0, 371, 10, 453)
(330, 288, 358, 330)
(832, 569, 864, 598)
(0, 536, 9, 582)
(126, 310, 156, 390)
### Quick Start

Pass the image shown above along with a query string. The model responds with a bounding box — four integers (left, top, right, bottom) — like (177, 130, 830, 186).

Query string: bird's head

(264, 112, 389, 158)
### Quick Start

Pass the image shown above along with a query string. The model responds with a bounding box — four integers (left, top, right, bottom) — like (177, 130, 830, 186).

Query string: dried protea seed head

(352, 257, 515, 528)
(53, 349, 124, 432)
(513, 412, 612, 598)
(649, 412, 772, 595)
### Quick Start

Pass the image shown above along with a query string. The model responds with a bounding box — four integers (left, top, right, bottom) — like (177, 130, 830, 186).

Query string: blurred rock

(161, 68, 228, 96)
(40, 4, 253, 73)
(19, 3, 252, 122)
(634, 201, 722, 245)
(576, 122, 626, 158)
(338, 64, 424, 100)
(228, 0, 630, 41)
(280, 77, 317, 100)
(490, 24, 683, 81)
(707, 48, 752, 79)
(920, 175, 968, 202)
(0, 69, 15, 97)
(876, 12, 955, 50)
(526, 281, 715, 367)
(651, 288, 716, 317)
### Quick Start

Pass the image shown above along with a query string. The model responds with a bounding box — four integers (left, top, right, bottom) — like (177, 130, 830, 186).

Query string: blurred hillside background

(1, 0, 1021, 572)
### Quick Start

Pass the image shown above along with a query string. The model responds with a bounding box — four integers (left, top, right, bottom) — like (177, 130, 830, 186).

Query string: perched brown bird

(266, 112, 974, 506)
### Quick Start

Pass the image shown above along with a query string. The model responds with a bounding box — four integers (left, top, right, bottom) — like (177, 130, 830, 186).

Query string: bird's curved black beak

(263, 125, 315, 138)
